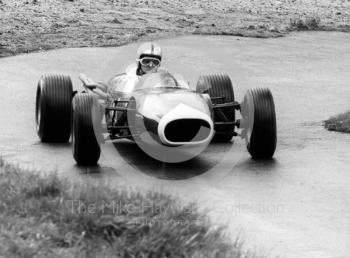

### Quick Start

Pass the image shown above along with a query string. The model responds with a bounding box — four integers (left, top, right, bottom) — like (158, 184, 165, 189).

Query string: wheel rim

(36, 97, 41, 133)
(72, 116, 76, 149)
(246, 124, 252, 144)
(241, 92, 254, 146)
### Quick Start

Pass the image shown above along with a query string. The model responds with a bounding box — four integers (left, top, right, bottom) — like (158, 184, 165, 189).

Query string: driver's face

(140, 58, 160, 74)
(141, 64, 159, 74)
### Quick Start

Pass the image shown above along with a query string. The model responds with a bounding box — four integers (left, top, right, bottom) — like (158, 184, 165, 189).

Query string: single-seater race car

(35, 71, 277, 165)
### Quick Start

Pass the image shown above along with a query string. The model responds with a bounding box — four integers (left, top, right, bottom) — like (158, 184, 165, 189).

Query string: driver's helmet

(136, 42, 162, 75)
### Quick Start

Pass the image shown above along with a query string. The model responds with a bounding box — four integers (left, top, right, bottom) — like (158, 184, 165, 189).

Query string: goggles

(138, 57, 161, 66)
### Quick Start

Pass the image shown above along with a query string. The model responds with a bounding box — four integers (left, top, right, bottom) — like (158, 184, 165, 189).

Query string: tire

(72, 93, 101, 166)
(241, 88, 277, 159)
(35, 74, 73, 142)
(196, 74, 235, 142)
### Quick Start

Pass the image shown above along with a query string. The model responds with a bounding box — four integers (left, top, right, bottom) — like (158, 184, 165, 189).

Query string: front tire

(72, 93, 101, 166)
(196, 74, 235, 142)
(35, 74, 73, 142)
(241, 88, 277, 159)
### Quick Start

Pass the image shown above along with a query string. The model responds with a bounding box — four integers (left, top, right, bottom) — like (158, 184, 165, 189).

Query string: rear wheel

(241, 88, 277, 159)
(196, 74, 235, 142)
(35, 74, 73, 142)
(72, 93, 101, 166)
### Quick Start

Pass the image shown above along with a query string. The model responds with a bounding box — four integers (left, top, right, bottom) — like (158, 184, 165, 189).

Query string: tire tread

(35, 74, 72, 142)
(72, 93, 101, 165)
(246, 88, 277, 159)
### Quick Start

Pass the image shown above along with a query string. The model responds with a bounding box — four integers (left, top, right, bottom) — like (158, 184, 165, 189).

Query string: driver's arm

(79, 73, 108, 92)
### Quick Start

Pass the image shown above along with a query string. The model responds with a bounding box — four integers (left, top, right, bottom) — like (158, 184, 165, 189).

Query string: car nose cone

(158, 103, 214, 146)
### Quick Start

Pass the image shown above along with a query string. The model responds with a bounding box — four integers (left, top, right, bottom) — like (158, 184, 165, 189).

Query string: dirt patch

(1, 0, 350, 57)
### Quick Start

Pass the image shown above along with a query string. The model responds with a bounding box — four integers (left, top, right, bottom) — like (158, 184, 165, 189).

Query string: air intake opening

(164, 119, 211, 142)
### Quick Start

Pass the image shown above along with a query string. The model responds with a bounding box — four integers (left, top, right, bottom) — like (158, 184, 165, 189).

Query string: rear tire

(196, 74, 235, 142)
(241, 88, 277, 159)
(35, 74, 73, 142)
(72, 93, 101, 166)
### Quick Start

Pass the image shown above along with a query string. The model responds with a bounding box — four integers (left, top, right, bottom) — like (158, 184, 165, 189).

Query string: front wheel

(241, 88, 277, 159)
(72, 93, 101, 166)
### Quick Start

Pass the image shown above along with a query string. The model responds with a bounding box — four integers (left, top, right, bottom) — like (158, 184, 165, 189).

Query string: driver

(80, 42, 166, 96)
(135, 42, 165, 75)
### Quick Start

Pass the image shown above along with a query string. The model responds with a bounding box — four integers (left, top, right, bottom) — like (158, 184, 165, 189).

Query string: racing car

(35, 71, 277, 165)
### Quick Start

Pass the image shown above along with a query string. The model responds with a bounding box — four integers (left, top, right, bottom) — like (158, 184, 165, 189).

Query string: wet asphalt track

(1, 32, 350, 257)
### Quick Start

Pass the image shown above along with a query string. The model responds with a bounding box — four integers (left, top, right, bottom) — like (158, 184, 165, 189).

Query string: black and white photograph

(0, 0, 349, 257)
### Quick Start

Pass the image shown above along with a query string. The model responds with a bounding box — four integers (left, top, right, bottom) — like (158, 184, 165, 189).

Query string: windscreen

(135, 72, 189, 90)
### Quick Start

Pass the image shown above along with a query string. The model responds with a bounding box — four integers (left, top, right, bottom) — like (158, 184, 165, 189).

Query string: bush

(324, 111, 350, 133)
(290, 15, 321, 30)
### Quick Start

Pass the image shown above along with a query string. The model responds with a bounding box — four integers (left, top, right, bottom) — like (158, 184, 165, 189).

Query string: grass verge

(0, 159, 257, 258)
(324, 111, 350, 133)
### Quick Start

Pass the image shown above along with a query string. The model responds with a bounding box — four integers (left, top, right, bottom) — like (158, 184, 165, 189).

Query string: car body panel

(105, 72, 214, 146)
